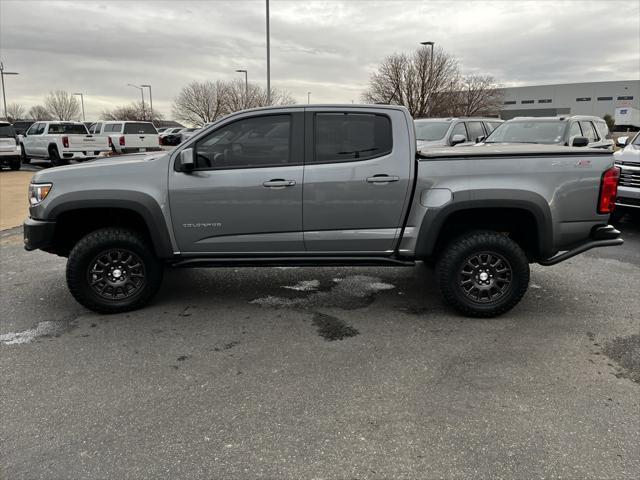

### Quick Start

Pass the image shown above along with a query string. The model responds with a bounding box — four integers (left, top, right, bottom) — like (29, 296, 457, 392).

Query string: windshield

(47, 124, 88, 134)
(414, 121, 451, 141)
(485, 121, 566, 144)
(0, 125, 17, 138)
(632, 133, 640, 146)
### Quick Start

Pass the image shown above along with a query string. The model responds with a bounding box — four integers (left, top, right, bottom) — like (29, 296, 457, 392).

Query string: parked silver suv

(482, 115, 613, 150)
(414, 117, 503, 149)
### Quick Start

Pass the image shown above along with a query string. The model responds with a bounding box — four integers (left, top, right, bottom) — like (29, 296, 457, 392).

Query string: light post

(420, 41, 435, 115)
(127, 83, 146, 120)
(0, 62, 19, 120)
(307, 92, 311, 104)
(141, 84, 153, 121)
(73, 93, 85, 121)
(235, 70, 248, 107)
(266, 0, 271, 104)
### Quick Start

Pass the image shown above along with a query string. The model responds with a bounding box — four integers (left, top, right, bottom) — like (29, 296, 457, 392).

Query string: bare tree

(6, 103, 26, 121)
(100, 102, 163, 122)
(452, 74, 504, 117)
(172, 81, 229, 127)
(361, 46, 460, 118)
(224, 80, 295, 113)
(44, 90, 81, 120)
(28, 105, 54, 121)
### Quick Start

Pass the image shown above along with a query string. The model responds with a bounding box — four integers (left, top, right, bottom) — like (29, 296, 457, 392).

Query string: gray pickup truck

(23, 105, 623, 317)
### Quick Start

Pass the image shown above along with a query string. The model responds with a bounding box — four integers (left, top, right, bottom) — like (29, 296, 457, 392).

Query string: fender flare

(413, 191, 554, 259)
(45, 190, 175, 258)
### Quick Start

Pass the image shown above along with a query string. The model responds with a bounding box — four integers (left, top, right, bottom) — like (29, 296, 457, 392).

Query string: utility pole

(0, 62, 19, 120)
(307, 92, 311, 104)
(420, 41, 435, 115)
(141, 84, 153, 121)
(73, 93, 85, 121)
(127, 84, 145, 120)
(266, 0, 271, 104)
(235, 70, 248, 107)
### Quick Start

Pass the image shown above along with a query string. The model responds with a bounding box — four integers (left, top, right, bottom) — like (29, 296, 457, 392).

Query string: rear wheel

(66, 228, 164, 314)
(49, 146, 68, 167)
(9, 158, 21, 170)
(436, 231, 530, 317)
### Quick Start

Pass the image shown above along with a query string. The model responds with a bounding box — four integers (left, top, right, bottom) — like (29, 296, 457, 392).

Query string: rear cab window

(0, 124, 17, 138)
(313, 113, 392, 163)
(47, 123, 88, 135)
(124, 123, 157, 134)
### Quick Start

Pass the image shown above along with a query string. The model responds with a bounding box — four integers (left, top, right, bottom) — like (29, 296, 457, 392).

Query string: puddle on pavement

(312, 313, 359, 341)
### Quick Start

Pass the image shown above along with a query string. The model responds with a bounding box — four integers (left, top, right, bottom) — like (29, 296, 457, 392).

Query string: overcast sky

(1, 0, 638, 120)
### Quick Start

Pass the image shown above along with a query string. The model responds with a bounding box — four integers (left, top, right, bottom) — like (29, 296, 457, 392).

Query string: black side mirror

(572, 136, 589, 147)
(475, 136, 485, 144)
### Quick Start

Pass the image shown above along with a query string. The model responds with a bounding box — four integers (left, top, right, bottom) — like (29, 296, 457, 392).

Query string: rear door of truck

(122, 122, 159, 151)
(302, 107, 414, 252)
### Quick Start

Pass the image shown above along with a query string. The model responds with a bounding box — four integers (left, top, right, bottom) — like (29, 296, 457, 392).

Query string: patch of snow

(0, 321, 62, 345)
(283, 279, 320, 291)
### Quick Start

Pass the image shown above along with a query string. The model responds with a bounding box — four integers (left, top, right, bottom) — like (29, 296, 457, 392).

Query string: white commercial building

(499, 80, 639, 128)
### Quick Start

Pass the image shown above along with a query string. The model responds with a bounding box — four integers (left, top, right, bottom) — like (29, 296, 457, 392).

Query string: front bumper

(539, 225, 623, 266)
(23, 218, 56, 251)
(616, 186, 640, 210)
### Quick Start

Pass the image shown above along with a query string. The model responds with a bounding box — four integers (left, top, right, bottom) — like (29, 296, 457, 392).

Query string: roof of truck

(418, 144, 612, 159)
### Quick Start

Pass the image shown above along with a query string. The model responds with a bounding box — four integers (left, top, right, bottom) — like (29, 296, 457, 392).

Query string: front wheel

(436, 231, 530, 318)
(66, 228, 164, 314)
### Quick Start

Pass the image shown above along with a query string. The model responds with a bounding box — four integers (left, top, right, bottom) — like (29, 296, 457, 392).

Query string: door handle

(366, 174, 400, 184)
(263, 179, 296, 188)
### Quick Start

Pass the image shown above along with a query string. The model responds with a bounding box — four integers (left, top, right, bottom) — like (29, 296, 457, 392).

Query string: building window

(521, 100, 534, 104)
(503, 100, 516, 105)
(576, 97, 591, 102)
(617, 95, 634, 100)
(597, 96, 613, 101)
(538, 99, 552, 103)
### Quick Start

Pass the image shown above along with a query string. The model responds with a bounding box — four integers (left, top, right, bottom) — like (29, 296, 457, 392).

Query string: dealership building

(499, 80, 639, 126)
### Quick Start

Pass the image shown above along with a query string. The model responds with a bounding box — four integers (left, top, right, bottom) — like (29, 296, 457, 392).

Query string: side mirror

(180, 148, 194, 172)
(475, 135, 485, 144)
(450, 134, 466, 146)
(616, 136, 629, 148)
(572, 136, 589, 147)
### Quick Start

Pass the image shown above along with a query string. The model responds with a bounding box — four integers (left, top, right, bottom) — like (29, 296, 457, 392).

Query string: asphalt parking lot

(1, 173, 639, 478)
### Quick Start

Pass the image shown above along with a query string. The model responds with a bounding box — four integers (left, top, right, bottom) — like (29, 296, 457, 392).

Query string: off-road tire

(436, 231, 530, 318)
(9, 158, 21, 170)
(66, 228, 163, 314)
(49, 146, 68, 167)
(20, 145, 30, 164)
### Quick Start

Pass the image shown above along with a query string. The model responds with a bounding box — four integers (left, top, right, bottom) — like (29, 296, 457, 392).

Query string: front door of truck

(169, 110, 305, 254)
(302, 108, 412, 253)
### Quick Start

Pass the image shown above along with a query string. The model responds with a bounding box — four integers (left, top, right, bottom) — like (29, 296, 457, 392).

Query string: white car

(0, 122, 22, 170)
(21, 121, 110, 166)
(93, 121, 161, 154)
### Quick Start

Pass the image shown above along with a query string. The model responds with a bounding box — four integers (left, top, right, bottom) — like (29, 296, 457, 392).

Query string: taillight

(119, 136, 125, 146)
(598, 166, 620, 214)
(62, 136, 69, 148)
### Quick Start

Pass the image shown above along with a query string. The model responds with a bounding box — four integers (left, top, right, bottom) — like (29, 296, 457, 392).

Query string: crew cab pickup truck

(614, 131, 640, 215)
(93, 121, 161, 154)
(21, 121, 110, 166)
(23, 105, 623, 317)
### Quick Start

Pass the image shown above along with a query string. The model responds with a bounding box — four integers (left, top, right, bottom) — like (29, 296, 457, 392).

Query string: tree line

(6, 45, 503, 124)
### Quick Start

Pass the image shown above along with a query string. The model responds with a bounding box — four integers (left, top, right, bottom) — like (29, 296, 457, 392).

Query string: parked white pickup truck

(20, 121, 110, 166)
(93, 121, 161, 154)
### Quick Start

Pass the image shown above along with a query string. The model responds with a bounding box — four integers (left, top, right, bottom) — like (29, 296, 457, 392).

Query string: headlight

(29, 183, 52, 206)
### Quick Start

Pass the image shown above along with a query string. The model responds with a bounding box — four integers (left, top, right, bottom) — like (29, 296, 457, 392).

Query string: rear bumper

(62, 150, 109, 160)
(538, 225, 623, 266)
(23, 218, 56, 251)
(118, 147, 162, 154)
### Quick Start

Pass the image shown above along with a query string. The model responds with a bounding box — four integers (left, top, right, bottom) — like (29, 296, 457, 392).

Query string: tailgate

(123, 133, 159, 150)
(67, 135, 109, 151)
(0, 137, 17, 152)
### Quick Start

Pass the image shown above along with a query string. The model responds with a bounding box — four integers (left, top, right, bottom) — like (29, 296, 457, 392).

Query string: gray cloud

(0, 0, 638, 120)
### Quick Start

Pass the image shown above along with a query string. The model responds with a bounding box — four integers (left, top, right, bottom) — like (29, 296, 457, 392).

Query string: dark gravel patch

(603, 334, 640, 384)
(312, 313, 359, 341)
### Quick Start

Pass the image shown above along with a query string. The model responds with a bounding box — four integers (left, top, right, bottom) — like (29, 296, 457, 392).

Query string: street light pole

(127, 84, 145, 120)
(0, 62, 20, 120)
(235, 70, 248, 107)
(73, 93, 85, 121)
(420, 41, 435, 115)
(141, 84, 153, 121)
(266, 0, 271, 104)
(307, 92, 311, 104)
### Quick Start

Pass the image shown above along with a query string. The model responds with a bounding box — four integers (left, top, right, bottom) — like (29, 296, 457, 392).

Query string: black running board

(169, 256, 416, 268)
(538, 225, 623, 266)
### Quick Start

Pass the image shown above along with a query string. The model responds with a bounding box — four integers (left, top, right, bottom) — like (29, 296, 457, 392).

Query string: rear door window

(313, 113, 392, 163)
(124, 123, 157, 134)
(594, 121, 609, 140)
(465, 121, 485, 141)
(579, 121, 598, 142)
